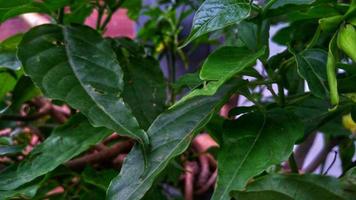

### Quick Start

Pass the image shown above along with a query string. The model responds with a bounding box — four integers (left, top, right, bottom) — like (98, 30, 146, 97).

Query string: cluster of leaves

(0, 0, 356, 200)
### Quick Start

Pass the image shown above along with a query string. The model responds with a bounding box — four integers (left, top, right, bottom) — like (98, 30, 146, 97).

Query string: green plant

(0, 0, 356, 199)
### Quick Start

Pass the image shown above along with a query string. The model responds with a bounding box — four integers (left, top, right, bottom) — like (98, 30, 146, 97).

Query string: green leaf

(122, 0, 142, 20)
(212, 109, 304, 200)
(342, 167, 356, 192)
(0, 145, 23, 155)
(0, 114, 112, 191)
(0, 180, 42, 199)
(176, 46, 265, 104)
(232, 173, 355, 200)
(0, 0, 69, 22)
(0, 34, 22, 70)
(0, 71, 17, 100)
(292, 48, 328, 98)
(10, 76, 41, 111)
(17, 24, 149, 146)
(268, 0, 315, 9)
(111, 38, 166, 130)
(233, 191, 294, 200)
(183, 0, 251, 46)
(173, 72, 203, 92)
(200, 46, 264, 80)
(106, 79, 242, 200)
(236, 20, 270, 60)
(63, 0, 94, 24)
(287, 95, 350, 137)
(319, 15, 344, 32)
(288, 5, 340, 23)
(82, 167, 118, 191)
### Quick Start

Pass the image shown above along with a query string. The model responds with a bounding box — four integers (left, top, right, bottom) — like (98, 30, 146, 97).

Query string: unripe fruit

(342, 113, 356, 134)
(337, 24, 356, 63)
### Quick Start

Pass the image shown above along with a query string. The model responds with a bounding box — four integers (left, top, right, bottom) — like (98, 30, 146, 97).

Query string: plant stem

(262, 0, 278, 15)
(57, 8, 64, 24)
(288, 153, 299, 173)
(96, 5, 104, 30)
(100, 10, 113, 31)
(167, 49, 176, 104)
(277, 72, 285, 106)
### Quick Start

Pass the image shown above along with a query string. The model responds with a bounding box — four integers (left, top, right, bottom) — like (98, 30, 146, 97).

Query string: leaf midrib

(216, 114, 267, 200)
(61, 27, 144, 142)
(121, 102, 216, 200)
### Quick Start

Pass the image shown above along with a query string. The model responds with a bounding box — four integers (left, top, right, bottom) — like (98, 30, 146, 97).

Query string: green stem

(57, 8, 64, 24)
(100, 10, 113, 31)
(96, 5, 104, 30)
(167, 49, 176, 104)
(262, 0, 278, 15)
(289, 153, 299, 174)
(99, 0, 125, 32)
(278, 82, 285, 106)
(249, 79, 277, 86)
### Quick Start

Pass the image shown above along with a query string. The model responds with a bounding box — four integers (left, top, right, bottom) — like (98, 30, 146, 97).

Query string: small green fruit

(337, 24, 356, 63)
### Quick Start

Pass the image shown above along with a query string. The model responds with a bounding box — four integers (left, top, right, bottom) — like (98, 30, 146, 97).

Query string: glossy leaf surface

(212, 109, 304, 200)
(17, 24, 149, 145)
(107, 79, 241, 200)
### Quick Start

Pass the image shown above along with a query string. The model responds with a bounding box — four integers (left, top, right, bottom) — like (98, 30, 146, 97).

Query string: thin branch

(66, 141, 133, 170)
(288, 153, 299, 173)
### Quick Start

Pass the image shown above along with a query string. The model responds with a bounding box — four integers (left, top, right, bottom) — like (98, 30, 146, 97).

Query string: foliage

(0, 0, 355, 200)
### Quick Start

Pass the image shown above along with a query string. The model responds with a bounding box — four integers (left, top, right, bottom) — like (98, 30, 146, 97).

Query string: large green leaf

(286, 95, 350, 137)
(232, 174, 356, 200)
(183, 0, 251, 46)
(237, 20, 270, 61)
(0, 114, 112, 191)
(106, 79, 242, 200)
(111, 38, 166, 130)
(17, 24, 149, 146)
(212, 109, 304, 200)
(200, 46, 264, 80)
(176, 46, 265, 104)
(292, 48, 328, 98)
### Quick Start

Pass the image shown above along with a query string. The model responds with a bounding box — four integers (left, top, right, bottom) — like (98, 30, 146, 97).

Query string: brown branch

(66, 141, 133, 170)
